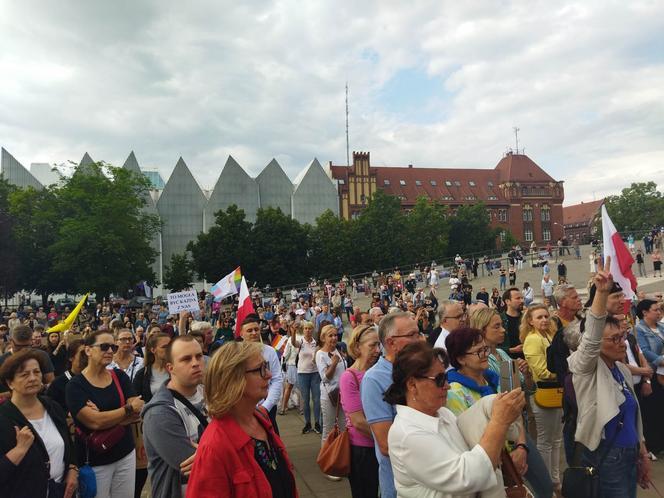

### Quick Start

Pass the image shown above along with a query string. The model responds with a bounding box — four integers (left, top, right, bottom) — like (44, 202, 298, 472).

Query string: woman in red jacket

(186, 340, 298, 498)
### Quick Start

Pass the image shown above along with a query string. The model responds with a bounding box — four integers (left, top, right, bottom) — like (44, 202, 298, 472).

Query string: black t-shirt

(253, 436, 293, 498)
(46, 371, 73, 413)
(49, 347, 67, 377)
(65, 368, 136, 466)
(505, 313, 524, 359)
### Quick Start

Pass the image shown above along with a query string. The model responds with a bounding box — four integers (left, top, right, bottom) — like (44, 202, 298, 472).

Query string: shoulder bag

(534, 381, 563, 408)
(75, 369, 127, 454)
(501, 448, 534, 498)
(316, 373, 351, 476)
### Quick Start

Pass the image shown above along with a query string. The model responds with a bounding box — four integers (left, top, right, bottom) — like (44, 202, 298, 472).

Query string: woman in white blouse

(316, 324, 347, 443)
(386, 341, 525, 498)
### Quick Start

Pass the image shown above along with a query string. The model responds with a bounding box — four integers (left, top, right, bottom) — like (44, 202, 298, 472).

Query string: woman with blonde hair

(316, 325, 347, 444)
(520, 303, 563, 493)
(340, 324, 381, 497)
(186, 341, 298, 497)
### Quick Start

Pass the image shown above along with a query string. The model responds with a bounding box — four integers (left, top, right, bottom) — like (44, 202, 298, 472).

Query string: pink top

(339, 368, 374, 447)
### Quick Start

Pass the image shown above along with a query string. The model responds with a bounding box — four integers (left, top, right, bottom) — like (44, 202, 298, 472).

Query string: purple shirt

(340, 368, 374, 447)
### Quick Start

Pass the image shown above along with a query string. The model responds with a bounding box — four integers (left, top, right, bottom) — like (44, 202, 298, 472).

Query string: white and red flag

(601, 205, 637, 300)
(234, 276, 255, 338)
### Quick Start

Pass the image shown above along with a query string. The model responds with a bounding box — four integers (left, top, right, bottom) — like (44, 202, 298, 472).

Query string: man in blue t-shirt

(361, 311, 424, 498)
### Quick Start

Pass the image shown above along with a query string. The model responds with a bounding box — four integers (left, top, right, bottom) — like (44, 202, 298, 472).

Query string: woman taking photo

(340, 324, 381, 497)
(185, 340, 298, 497)
(132, 332, 171, 403)
(469, 308, 553, 498)
(316, 324, 347, 444)
(520, 303, 563, 490)
(386, 341, 525, 497)
(66, 330, 144, 498)
(0, 350, 78, 498)
(293, 320, 321, 435)
(108, 328, 144, 382)
(46, 332, 68, 377)
(279, 322, 301, 415)
(568, 257, 651, 496)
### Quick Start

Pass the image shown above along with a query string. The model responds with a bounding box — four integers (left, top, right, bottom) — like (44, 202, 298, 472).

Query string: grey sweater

(141, 383, 206, 498)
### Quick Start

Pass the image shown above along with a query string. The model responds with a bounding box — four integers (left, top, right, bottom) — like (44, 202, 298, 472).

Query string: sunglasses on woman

(416, 371, 448, 387)
(92, 343, 119, 353)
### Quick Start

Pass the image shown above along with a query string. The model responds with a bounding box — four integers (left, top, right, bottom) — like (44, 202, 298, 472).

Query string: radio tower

(513, 126, 520, 154)
(346, 83, 350, 166)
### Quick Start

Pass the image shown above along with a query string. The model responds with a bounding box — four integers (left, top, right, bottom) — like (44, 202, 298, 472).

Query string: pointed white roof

(30, 162, 60, 186)
(1, 148, 43, 189)
(122, 151, 142, 175)
(205, 155, 259, 224)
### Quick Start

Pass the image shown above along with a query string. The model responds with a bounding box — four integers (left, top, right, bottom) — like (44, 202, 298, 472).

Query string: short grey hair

(436, 300, 458, 328)
(369, 307, 383, 317)
(190, 321, 213, 332)
(553, 284, 576, 305)
(563, 321, 581, 351)
(378, 311, 411, 345)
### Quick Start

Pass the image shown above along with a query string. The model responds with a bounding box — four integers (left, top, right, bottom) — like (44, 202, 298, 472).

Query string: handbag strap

(168, 388, 208, 429)
(571, 410, 625, 467)
(109, 369, 125, 406)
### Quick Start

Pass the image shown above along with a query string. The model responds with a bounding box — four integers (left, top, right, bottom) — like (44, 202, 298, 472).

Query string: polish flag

(234, 276, 255, 338)
(601, 205, 637, 300)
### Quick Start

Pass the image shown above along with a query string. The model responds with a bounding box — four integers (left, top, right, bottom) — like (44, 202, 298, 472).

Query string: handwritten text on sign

(167, 290, 199, 314)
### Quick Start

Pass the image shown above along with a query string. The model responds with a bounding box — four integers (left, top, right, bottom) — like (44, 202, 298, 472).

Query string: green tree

(188, 205, 253, 282)
(405, 196, 449, 264)
(308, 210, 354, 279)
(499, 229, 519, 250)
(251, 207, 309, 286)
(602, 182, 664, 234)
(9, 186, 66, 305)
(47, 162, 160, 299)
(353, 190, 408, 271)
(163, 253, 195, 291)
(447, 203, 498, 256)
(0, 177, 19, 304)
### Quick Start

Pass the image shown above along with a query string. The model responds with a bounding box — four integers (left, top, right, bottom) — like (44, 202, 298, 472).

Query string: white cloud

(1, 0, 663, 203)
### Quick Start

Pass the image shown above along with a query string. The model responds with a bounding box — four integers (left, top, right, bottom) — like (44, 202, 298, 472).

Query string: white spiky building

(1, 147, 339, 291)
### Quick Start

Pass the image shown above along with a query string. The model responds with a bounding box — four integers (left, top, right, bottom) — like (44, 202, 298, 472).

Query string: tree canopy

(163, 253, 195, 292)
(602, 182, 664, 234)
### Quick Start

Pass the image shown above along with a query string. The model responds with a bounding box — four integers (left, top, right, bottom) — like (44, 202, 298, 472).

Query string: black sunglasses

(416, 371, 447, 387)
(93, 343, 119, 353)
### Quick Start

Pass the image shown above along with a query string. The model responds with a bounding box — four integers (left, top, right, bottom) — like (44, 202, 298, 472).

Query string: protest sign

(167, 290, 199, 314)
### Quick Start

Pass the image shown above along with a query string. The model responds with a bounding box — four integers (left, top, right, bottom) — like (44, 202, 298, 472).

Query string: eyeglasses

(416, 372, 448, 387)
(466, 346, 490, 358)
(93, 343, 119, 353)
(603, 334, 628, 345)
(245, 361, 270, 379)
(391, 331, 424, 339)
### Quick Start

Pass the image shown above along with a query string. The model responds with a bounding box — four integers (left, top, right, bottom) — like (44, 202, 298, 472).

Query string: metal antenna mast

(513, 126, 520, 154)
(345, 83, 350, 166)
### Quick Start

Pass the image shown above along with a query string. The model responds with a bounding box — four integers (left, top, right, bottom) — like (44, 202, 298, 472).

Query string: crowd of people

(0, 244, 663, 498)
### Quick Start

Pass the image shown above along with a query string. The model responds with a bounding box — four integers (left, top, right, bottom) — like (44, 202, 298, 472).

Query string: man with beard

(499, 287, 525, 358)
(142, 336, 207, 498)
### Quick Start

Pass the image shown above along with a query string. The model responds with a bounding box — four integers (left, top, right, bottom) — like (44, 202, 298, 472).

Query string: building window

(522, 205, 533, 221)
(488, 181, 494, 187)
(541, 205, 550, 221)
(454, 180, 461, 186)
(415, 180, 422, 186)
(399, 180, 406, 186)
(469, 180, 476, 186)
(542, 227, 551, 241)
(500, 231, 506, 242)
(383, 179, 390, 185)
(498, 209, 508, 222)
(338, 179, 345, 185)
(445, 180, 452, 186)
(524, 227, 533, 241)
(488, 195, 498, 200)
(465, 195, 476, 200)
(360, 194, 366, 203)
(430, 180, 437, 186)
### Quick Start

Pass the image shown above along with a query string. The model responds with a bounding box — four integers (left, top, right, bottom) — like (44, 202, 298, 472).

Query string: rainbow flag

(211, 267, 242, 301)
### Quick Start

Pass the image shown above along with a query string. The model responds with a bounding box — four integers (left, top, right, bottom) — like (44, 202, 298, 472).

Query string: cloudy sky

(1, 0, 663, 204)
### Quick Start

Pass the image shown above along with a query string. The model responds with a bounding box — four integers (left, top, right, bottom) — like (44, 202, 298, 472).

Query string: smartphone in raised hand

(499, 359, 521, 393)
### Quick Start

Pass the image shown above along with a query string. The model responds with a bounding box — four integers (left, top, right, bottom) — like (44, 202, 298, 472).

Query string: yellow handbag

(534, 381, 563, 408)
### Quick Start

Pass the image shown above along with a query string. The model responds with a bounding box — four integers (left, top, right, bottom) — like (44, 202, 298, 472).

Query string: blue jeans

(499, 275, 507, 290)
(524, 433, 554, 498)
(297, 372, 321, 426)
(580, 441, 638, 498)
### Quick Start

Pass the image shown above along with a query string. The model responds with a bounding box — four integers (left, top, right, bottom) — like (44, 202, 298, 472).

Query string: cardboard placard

(167, 290, 199, 315)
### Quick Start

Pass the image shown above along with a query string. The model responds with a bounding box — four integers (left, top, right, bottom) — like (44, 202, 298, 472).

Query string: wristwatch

(514, 443, 529, 454)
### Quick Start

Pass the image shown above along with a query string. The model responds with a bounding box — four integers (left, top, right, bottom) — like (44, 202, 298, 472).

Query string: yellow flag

(47, 293, 89, 333)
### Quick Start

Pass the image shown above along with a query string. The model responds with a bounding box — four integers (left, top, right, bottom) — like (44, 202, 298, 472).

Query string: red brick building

(327, 151, 565, 245)
(563, 199, 604, 244)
